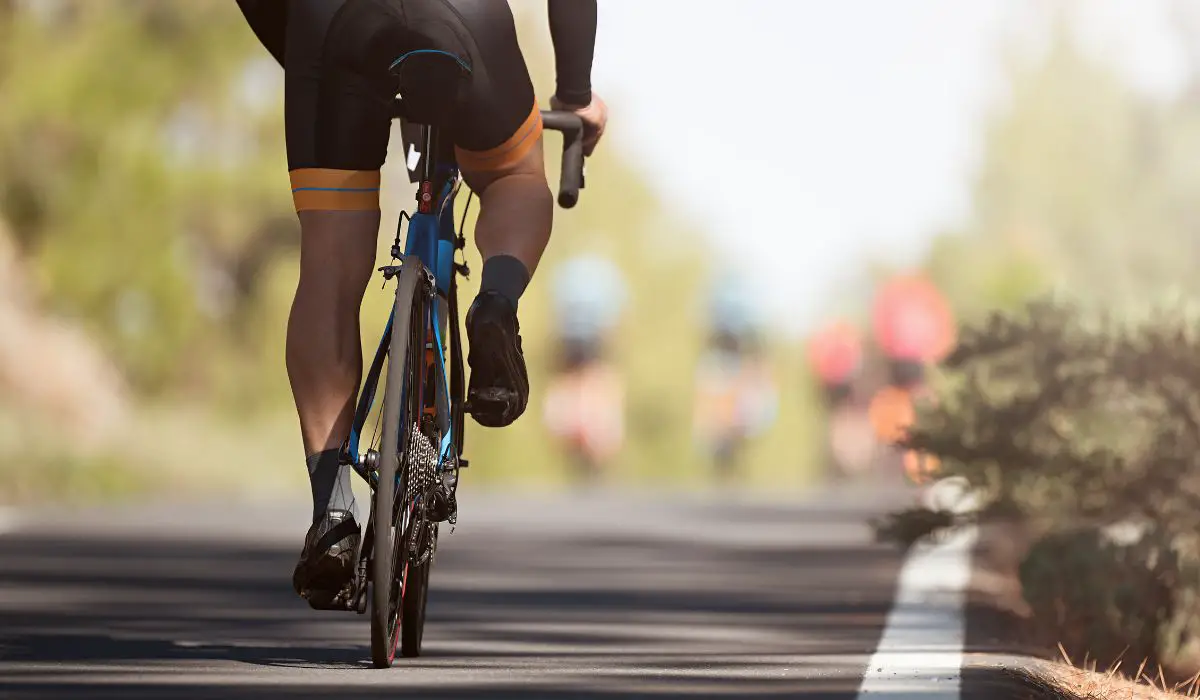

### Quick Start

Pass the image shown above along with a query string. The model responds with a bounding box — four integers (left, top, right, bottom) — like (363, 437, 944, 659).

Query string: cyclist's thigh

(447, 1, 540, 168)
(298, 0, 539, 188)
(392, 0, 540, 178)
(286, 0, 393, 212)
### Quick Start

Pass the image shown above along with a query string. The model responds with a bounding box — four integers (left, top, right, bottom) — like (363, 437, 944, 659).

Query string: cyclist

(234, 0, 607, 608)
(806, 320, 874, 478)
(542, 253, 627, 481)
(871, 274, 955, 390)
(692, 273, 777, 481)
(868, 274, 956, 483)
(806, 319, 863, 409)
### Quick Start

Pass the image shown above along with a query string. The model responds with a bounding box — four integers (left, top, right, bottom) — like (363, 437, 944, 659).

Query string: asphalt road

(0, 485, 950, 699)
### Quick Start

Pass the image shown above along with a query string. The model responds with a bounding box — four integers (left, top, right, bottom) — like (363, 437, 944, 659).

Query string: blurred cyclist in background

(806, 320, 876, 479)
(807, 320, 863, 410)
(693, 272, 778, 483)
(867, 273, 956, 484)
(542, 253, 628, 483)
(871, 274, 955, 391)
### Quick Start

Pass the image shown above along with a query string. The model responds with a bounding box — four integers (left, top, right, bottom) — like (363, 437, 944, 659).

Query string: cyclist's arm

(547, 0, 597, 106)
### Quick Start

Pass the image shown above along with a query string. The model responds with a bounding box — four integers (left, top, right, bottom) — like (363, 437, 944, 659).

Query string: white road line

(856, 522, 979, 698)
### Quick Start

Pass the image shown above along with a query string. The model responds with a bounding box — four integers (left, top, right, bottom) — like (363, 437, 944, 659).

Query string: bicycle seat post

(416, 124, 438, 215)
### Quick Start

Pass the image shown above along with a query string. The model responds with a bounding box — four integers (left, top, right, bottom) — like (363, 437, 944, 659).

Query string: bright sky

(586, 0, 1195, 336)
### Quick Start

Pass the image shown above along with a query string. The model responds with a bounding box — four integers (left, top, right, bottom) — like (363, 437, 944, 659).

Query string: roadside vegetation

(871, 13, 1200, 698)
(877, 297, 1200, 683)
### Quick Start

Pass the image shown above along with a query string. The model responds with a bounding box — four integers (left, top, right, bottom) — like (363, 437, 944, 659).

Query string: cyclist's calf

(287, 210, 381, 455)
(458, 137, 553, 275)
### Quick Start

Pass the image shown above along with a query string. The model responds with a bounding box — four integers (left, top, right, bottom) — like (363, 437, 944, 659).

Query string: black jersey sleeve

(547, 0, 596, 106)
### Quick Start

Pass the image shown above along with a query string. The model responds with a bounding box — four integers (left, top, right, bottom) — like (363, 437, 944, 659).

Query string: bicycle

(321, 76, 587, 667)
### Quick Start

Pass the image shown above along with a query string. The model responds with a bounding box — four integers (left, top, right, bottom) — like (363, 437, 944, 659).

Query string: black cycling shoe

(466, 291, 529, 427)
(292, 509, 360, 610)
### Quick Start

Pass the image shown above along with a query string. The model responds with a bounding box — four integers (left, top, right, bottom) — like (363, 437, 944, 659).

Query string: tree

(0, 2, 293, 394)
(919, 18, 1200, 317)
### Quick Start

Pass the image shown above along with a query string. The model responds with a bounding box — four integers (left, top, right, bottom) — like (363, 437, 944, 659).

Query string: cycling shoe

(466, 291, 529, 427)
(292, 509, 360, 610)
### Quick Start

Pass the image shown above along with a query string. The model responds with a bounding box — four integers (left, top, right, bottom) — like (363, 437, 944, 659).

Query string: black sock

(306, 449, 356, 522)
(479, 255, 531, 310)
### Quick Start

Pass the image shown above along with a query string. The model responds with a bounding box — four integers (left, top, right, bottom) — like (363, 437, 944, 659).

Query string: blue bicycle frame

(344, 123, 464, 487)
(339, 103, 585, 490)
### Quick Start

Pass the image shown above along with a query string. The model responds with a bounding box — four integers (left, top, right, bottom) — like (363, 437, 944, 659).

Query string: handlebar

(540, 110, 586, 209)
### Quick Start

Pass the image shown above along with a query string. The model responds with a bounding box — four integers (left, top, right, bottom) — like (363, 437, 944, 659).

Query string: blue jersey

(552, 254, 627, 342)
(708, 272, 765, 339)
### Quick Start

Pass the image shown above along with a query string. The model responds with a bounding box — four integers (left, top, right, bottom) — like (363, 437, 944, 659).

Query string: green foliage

(915, 23, 1200, 325)
(0, 2, 292, 394)
(0, 401, 147, 503)
(905, 297, 1200, 533)
(1019, 528, 1178, 671)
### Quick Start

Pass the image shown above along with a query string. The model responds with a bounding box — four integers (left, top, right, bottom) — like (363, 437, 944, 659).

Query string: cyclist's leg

(450, 0, 552, 281)
(275, 0, 395, 603)
(444, 0, 552, 427)
(318, 0, 549, 429)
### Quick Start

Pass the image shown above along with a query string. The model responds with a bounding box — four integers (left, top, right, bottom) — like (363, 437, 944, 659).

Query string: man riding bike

(234, 0, 607, 608)
(543, 253, 628, 482)
(692, 273, 778, 482)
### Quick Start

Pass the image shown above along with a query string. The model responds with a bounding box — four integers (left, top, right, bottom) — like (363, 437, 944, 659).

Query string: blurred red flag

(806, 320, 863, 385)
(872, 275, 955, 363)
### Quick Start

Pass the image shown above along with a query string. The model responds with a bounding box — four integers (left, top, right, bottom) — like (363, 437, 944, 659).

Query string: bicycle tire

(370, 258, 425, 669)
(400, 542, 432, 657)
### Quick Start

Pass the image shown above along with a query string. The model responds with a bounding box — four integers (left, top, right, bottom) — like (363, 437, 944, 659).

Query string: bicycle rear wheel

(370, 258, 429, 668)
(400, 541, 432, 657)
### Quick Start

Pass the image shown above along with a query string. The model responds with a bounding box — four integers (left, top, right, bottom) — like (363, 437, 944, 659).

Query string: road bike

(319, 64, 586, 668)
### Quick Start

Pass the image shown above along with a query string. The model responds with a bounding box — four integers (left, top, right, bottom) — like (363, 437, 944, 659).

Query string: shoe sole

(467, 316, 529, 428)
(293, 538, 358, 610)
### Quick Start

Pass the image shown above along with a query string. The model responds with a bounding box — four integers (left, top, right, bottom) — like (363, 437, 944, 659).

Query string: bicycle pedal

(302, 584, 356, 611)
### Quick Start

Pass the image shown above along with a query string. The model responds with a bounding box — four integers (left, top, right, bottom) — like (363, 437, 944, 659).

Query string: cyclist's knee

(458, 135, 548, 196)
(456, 101, 548, 195)
(296, 209, 380, 293)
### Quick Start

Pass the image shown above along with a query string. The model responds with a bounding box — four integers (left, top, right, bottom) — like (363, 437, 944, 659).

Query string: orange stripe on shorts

(289, 168, 381, 211)
(454, 102, 543, 173)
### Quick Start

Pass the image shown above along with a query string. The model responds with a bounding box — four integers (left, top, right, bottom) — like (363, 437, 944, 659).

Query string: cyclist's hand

(551, 91, 607, 156)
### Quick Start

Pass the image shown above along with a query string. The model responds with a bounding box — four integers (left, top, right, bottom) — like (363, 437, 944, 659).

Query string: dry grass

(1020, 645, 1200, 700)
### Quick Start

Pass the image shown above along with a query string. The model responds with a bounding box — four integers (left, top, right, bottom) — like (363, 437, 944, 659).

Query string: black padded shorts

(237, 0, 541, 211)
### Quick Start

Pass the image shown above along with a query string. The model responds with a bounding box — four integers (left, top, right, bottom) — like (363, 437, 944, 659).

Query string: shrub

(875, 295, 1200, 675)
